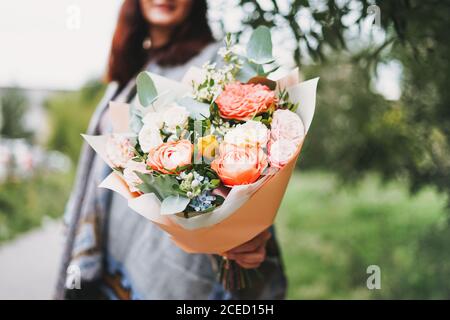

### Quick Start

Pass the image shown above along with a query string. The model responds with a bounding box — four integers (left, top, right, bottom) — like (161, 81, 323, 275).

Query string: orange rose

(215, 83, 275, 121)
(146, 139, 193, 174)
(211, 143, 268, 186)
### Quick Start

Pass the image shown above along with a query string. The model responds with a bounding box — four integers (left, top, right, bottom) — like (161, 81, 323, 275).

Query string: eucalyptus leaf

(136, 71, 158, 107)
(246, 26, 274, 65)
(129, 103, 144, 134)
(177, 96, 210, 120)
(160, 195, 190, 215)
(135, 172, 179, 200)
(236, 57, 258, 82)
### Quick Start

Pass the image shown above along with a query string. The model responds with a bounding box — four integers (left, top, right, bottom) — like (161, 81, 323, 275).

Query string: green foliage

(223, 1, 450, 209)
(136, 71, 158, 107)
(0, 171, 72, 243)
(278, 171, 449, 299)
(45, 80, 105, 162)
(0, 88, 33, 140)
(246, 25, 274, 64)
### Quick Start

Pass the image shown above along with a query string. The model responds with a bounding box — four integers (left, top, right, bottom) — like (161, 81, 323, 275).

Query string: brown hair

(106, 0, 214, 88)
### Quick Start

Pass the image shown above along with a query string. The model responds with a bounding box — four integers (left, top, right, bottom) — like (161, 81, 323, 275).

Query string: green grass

(277, 171, 449, 299)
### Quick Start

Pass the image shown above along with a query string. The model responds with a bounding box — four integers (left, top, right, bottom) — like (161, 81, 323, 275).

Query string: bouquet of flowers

(84, 26, 318, 289)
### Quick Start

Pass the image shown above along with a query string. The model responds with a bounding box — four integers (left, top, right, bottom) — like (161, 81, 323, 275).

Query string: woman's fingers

(227, 230, 272, 254)
(227, 244, 266, 264)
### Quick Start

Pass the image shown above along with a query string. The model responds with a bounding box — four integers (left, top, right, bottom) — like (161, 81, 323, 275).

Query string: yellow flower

(197, 135, 219, 159)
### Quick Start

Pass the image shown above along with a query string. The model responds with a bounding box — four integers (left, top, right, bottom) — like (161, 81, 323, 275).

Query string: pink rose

(268, 139, 298, 168)
(123, 159, 149, 193)
(106, 134, 134, 168)
(270, 109, 305, 144)
(146, 139, 193, 174)
(215, 83, 275, 121)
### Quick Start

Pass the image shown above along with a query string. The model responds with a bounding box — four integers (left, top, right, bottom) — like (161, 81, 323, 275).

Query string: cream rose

(105, 134, 134, 168)
(224, 120, 270, 147)
(123, 159, 149, 193)
(270, 109, 305, 144)
(138, 124, 163, 153)
(162, 104, 190, 132)
(268, 139, 298, 168)
(142, 111, 164, 129)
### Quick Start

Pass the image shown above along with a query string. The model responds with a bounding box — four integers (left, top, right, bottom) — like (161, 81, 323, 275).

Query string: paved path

(0, 220, 64, 300)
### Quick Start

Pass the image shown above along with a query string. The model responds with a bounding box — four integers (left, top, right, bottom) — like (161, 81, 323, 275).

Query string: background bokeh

(0, 0, 449, 299)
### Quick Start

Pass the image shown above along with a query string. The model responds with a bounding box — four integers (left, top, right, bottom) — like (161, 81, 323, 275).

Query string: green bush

(45, 80, 105, 162)
(0, 171, 72, 243)
(277, 171, 449, 299)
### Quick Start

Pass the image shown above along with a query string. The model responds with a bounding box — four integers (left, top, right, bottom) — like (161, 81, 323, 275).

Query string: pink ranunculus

(215, 83, 275, 121)
(211, 143, 268, 186)
(123, 159, 149, 193)
(105, 134, 134, 168)
(146, 139, 193, 174)
(268, 139, 298, 168)
(270, 109, 305, 144)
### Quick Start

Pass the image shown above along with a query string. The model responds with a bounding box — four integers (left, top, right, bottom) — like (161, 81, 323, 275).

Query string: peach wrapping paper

(83, 67, 318, 254)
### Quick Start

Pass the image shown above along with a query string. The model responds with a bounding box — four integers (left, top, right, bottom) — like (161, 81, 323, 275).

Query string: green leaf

(177, 96, 210, 120)
(136, 71, 158, 107)
(246, 26, 274, 65)
(129, 103, 144, 134)
(135, 172, 179, 200)
(236, 57, 258, 82)
(160, 195, 190, 215)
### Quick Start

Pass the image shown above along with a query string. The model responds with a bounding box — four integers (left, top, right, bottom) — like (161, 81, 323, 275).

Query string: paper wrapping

(83, 67, 318, 254)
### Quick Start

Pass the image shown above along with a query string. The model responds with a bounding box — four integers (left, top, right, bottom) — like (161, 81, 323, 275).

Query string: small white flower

(191, 179, 200, 188)
(162, 104, 190, 132)
(224, 120, 270, 147)
(138, 124, 163, 153)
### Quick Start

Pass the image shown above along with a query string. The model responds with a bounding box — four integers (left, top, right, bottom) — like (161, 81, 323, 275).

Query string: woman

(56, 0, 287, 300)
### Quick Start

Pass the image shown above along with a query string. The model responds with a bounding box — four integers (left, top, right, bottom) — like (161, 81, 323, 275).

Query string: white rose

(224, 120, 269, 147)
(106, 134, 134, 168)
(270, 109, 305, 144)
(268, 139, 298, 168)
(123, 159, 149, 193)
(162, 104, 190, 132)
(138, 124, 163, 153)
(142, 111, 164, 129)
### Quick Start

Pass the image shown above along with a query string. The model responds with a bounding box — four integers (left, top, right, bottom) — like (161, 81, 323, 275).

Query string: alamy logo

(65, 264, 81, 290)
(66, 4, 81, 31)
(366, 265, 381, 290)
(367, 4, 381, 28)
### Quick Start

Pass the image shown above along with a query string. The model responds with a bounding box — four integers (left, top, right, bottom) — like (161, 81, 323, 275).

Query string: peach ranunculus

(215, 83, 275, 121)
(211, 143, 268, 186)
(270, 109, 305, 144)
(146, 139, 193, 174)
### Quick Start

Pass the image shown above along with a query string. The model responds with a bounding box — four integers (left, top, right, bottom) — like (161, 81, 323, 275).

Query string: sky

(0, 0, 123, 90)
(0, 0, 400, 99)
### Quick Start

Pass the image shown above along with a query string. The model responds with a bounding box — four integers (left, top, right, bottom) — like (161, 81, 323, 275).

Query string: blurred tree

(0, 88, 33, 140)
(219, 0, 450, 208)
(45, 79, 105, 162)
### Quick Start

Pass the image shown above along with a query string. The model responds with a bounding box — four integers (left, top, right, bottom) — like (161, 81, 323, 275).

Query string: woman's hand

(224, 229, 272, 269)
